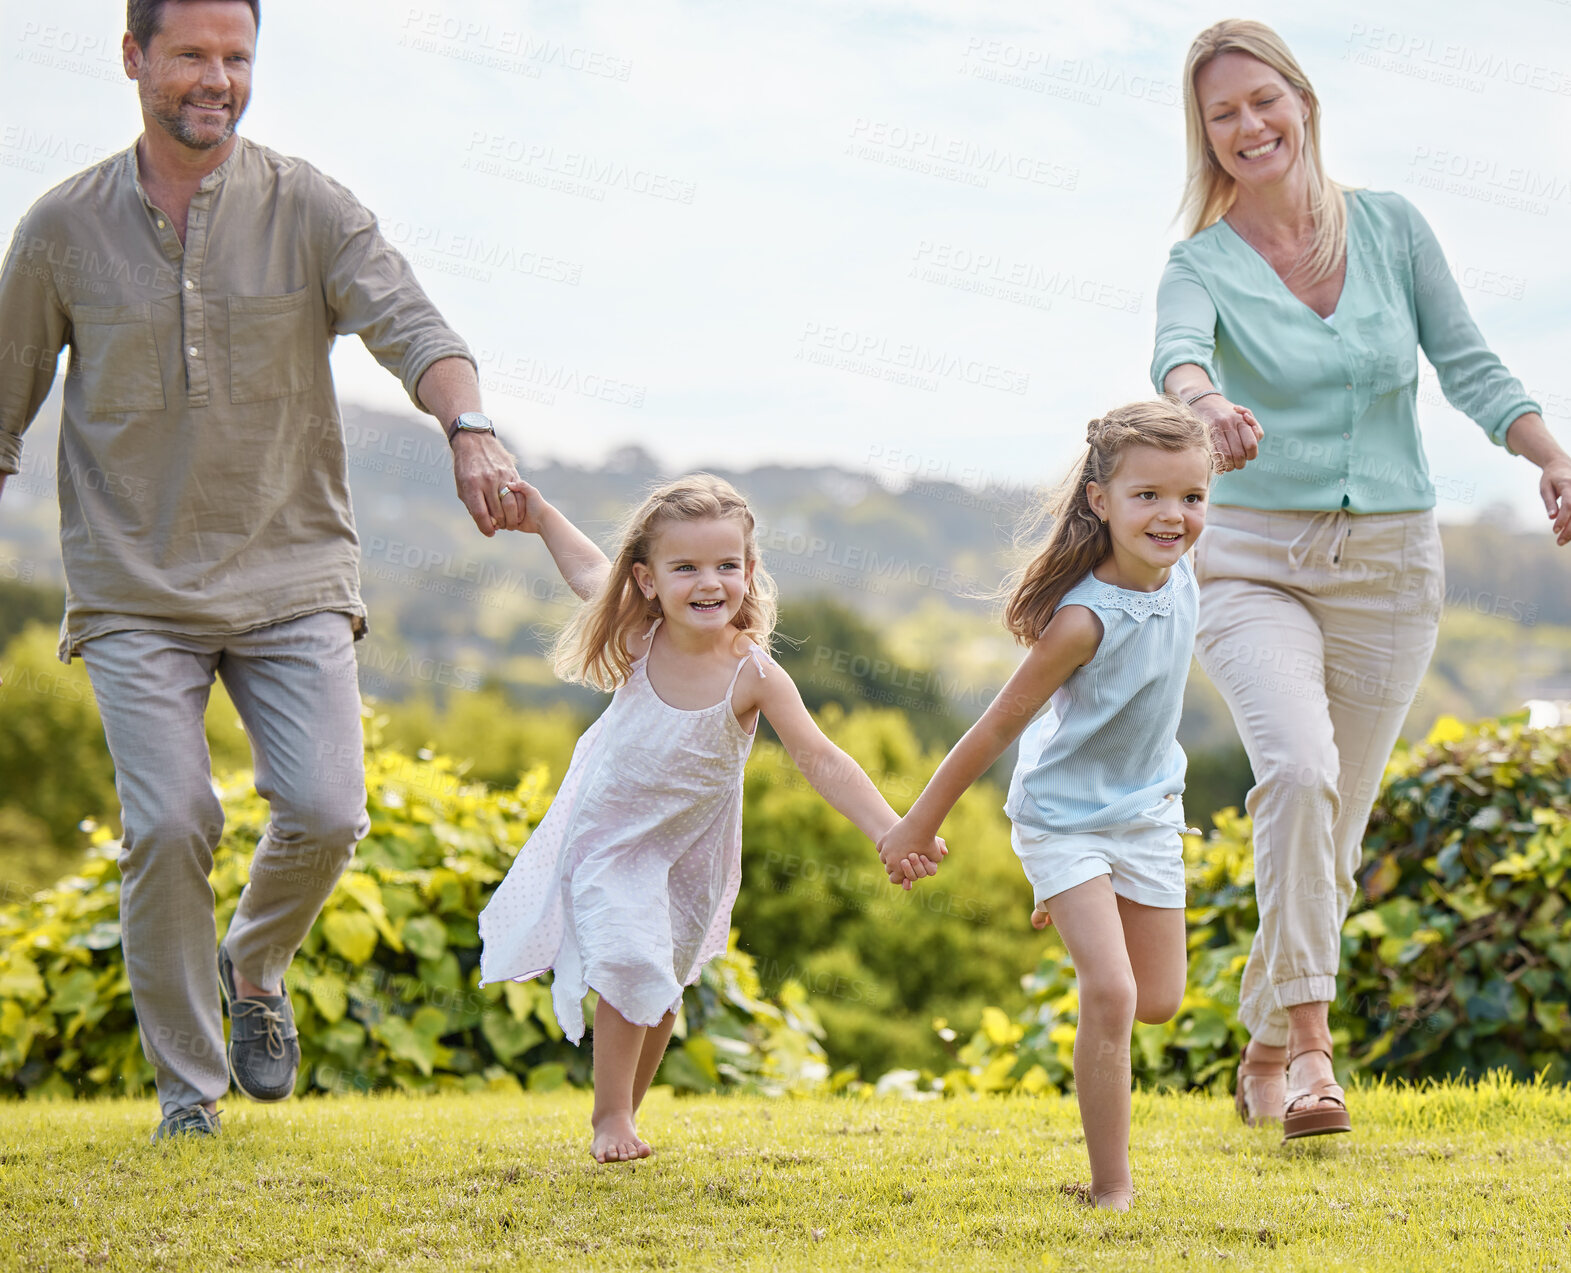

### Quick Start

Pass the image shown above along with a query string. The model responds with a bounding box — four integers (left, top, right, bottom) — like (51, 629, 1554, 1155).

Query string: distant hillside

(3, 402, 1567, 746)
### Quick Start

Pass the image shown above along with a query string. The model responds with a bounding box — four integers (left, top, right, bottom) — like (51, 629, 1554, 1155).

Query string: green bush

(0, 741, 826, 1101)
(734, 704, 1040, 1078)
(0, 622, 253, 885)
(370, 692, 586, 795)
(909, 714, 1571, 1095)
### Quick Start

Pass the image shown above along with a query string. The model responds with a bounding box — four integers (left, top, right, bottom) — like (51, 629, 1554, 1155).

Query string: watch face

(456, 413, 493, 431)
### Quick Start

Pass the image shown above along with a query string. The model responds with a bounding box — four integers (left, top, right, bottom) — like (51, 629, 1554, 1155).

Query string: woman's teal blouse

(1151, 189, 1538, 513)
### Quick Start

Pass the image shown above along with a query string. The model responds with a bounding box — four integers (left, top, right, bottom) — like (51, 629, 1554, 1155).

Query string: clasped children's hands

(876, 819, 947, 891)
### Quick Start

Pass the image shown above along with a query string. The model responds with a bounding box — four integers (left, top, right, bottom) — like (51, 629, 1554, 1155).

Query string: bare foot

(590, 1111, 650, 1164)
(1094, 1188, 1134, 1212)
(1030, 901, 1054, 931)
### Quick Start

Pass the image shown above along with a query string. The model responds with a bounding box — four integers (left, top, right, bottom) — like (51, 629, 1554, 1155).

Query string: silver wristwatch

(446, 411, 496, 443)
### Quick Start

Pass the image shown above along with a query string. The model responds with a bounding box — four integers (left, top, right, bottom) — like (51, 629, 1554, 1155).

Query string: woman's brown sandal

(1281, 1046, 1352, 1141)
(1234, 1041, 1287, 1127)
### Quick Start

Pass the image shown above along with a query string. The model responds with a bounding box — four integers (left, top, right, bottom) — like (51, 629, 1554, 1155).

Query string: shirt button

(157, 219, 166, 229)
(1338, 478, 1346, 486)
(1344, 384, 1353, 391)
(183, 280, 195, 290)
(187, 346, 199, 357)
(1342, 432, 1351, 440)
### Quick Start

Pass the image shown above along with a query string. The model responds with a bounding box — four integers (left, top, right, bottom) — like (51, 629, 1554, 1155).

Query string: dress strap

(633, 616, 662, 665)
(725, 642, 770, 699)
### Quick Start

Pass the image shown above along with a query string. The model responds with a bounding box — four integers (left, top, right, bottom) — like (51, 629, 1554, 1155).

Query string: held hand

(1194, 397, 1263, 473)
(1539, 459, 1571, 547)
(505, 479, 550, 535)
(877, 821, 947, 890)
(452, 431, 526, 536)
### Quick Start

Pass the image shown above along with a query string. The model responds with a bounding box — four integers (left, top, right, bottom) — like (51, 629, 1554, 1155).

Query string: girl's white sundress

(478, 619, 770, 1042)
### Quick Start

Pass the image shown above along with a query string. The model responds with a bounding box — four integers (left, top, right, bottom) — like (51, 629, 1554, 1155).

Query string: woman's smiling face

(1195, 50, 1308, 194)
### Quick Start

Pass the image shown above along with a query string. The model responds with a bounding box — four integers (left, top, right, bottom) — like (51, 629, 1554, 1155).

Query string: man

(0, 0, 526, 1140)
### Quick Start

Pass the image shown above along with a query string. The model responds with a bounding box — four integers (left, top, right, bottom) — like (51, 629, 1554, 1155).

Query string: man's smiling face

(125, 1, 257, 153)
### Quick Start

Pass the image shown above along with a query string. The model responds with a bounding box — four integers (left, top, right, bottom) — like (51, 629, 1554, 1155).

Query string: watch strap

(446, 412, 494, 443)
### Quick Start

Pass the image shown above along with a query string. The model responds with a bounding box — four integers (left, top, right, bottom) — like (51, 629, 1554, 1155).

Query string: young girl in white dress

(879, 400, 1213, 1211)
(479, 473, 945, 1163)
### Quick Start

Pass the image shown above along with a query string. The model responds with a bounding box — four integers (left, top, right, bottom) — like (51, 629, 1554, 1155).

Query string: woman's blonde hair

(551, 473, 777, 690)
(1003, 400, 1212, 644)
(1180, 19, 1349, 284)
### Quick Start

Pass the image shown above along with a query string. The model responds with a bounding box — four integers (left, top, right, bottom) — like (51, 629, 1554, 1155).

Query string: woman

(1152, 19, 1571, 1140)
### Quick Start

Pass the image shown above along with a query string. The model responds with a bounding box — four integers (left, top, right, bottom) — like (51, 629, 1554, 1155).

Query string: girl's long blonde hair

(1003, 400, 1212, 644)
(552, 473, 777, 691)
(1179, 18, 1349, 284)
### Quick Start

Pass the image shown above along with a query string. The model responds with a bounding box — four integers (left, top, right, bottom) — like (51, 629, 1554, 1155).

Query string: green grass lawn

(2, 1079, 1569, 1271)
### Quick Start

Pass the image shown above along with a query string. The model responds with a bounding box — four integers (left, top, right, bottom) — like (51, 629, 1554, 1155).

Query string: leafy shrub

(0, 622, 252, 882)
(907, 715, 1571, 1095)
(0, 741, 826, 1101)
(735, 704, 1040, 1078)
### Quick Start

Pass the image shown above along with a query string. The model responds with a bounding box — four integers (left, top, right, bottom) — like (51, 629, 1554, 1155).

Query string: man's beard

(143, 89, 245, 150)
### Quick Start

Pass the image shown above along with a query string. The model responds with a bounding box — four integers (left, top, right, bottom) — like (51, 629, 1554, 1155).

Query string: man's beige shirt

(0, 137, 472, 660)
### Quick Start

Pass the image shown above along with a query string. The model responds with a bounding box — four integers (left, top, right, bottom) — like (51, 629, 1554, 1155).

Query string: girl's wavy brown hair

(551, 473, 777, 690)
(1003, 399, 1212, 644)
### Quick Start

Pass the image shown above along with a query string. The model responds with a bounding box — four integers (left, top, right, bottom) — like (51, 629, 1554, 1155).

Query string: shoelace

(160, 1105, 221, 1137)
(232, 999, 290, 1059)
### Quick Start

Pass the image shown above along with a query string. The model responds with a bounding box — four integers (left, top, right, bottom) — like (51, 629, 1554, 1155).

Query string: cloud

(1, 0, 1565, 519)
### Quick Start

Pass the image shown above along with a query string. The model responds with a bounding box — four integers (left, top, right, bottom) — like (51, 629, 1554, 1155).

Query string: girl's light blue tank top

(1005, 555, 1197, 835)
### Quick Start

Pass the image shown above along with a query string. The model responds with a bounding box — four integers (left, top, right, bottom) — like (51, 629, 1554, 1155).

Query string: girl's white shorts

(1010, 795, 1188, 911)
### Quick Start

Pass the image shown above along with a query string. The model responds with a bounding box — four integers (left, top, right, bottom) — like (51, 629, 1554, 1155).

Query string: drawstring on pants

(1287, 508, 1352, 572)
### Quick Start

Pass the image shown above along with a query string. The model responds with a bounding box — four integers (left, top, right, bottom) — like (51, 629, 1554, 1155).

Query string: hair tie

(1085, 419, 1101, 445)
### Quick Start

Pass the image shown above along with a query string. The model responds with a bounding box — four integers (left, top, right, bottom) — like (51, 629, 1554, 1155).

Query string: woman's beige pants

(1193, 506, 1443, 1045)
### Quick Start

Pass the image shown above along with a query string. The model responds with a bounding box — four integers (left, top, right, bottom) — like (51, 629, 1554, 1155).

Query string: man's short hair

(127, 0, 261, 51)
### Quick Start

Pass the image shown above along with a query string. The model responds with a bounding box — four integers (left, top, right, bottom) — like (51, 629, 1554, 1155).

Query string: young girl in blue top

(879, 400, 1213, 1210)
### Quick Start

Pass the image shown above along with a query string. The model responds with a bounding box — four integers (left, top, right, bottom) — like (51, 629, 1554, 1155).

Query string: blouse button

(1343, 432, 1351, 440)
(1344, 384, 1353, 391)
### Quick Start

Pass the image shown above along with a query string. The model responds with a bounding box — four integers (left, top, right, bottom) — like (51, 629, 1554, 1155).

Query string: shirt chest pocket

(70, 302, 166, 414)
(228, 286, 317, 404)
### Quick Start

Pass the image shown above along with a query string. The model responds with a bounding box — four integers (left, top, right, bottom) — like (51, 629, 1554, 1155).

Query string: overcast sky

(3, 0, 1569, 525)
